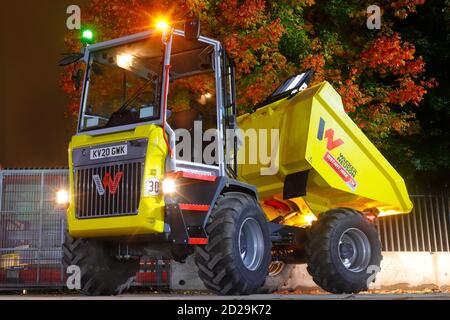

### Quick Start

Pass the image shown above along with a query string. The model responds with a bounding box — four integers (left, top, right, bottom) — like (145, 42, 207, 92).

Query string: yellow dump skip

(237, 81, 413, 216)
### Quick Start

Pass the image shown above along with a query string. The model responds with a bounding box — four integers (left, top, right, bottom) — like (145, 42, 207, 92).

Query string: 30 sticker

(144, 178, 160, 196)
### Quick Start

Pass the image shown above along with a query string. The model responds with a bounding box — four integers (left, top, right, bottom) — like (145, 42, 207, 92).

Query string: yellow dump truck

(59, 22, 412, 296)
(238, 80, 412, 221)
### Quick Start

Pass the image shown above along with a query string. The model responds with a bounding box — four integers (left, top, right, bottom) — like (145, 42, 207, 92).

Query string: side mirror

(184, 17, 200, 40)
(72, 69, 83, 91)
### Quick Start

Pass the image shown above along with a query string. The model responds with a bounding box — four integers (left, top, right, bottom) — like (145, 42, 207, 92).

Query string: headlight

(162, 178, 176, 194)
(56, 189, 69, 205)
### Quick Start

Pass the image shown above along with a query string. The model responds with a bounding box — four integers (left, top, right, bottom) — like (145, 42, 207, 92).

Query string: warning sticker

(323, 151, 358, 191)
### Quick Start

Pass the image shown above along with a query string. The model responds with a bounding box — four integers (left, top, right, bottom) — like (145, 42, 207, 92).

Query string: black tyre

(63, 231, 140, 296)
(194, 192, 271, 295)
(305, 208, 382, 294)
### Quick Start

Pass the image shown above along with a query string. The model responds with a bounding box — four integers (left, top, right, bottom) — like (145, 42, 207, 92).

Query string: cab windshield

(79, 35, 163, 132)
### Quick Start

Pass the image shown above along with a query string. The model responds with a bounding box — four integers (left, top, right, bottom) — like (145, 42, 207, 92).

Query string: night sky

(0, 0, 88, 168)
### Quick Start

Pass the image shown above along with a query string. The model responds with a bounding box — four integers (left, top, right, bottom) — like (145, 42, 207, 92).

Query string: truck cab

(68, 29, 241, 238)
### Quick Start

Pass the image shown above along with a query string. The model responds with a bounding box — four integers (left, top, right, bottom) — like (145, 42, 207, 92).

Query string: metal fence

(0, 170, 68, 288)
(0, 169, 449, 290)
(0, 169, 169, 290)
(378, 193, 450, 252)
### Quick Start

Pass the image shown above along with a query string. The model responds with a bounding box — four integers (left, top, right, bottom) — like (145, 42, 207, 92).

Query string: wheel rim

(238, 217, 265, 271)
(268, 261, 285, 276)
(338, 228, 371, 272)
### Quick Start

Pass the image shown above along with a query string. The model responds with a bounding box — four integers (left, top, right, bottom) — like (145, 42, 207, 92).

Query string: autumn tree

(382, 0, 450, 187)
(62, 0, 443, 184)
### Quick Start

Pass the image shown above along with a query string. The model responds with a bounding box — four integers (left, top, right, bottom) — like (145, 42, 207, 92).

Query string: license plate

(90, 145, 128, 160)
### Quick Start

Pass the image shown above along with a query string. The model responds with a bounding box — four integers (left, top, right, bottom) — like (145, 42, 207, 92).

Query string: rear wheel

(305, 208, 382, 294)
(63, 231, 140, 296)
(194, 192, 271, 295)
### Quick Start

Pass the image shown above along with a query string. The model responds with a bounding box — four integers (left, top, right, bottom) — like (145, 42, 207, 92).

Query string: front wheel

(195, 192, 271, 295)
(63, 231, 140, 296)
(305, 208, 382, 294)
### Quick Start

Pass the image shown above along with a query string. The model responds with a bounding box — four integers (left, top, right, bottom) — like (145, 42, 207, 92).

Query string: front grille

(74, 161, 143, 218)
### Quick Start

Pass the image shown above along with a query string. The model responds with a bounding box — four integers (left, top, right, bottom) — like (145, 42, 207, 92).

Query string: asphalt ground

(0, 291, 449, 300)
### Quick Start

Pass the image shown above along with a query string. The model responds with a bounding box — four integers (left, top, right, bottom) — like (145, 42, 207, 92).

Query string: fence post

(434, 195, 444, 251)
(412, 197, 420, 251)
(0, 171, 3, 212)
(0, 172, 3, 257)
(60, 216, 66, 283)
(37, 172, 45, 285)
(441, 195, 450, 251)
(156, 256, 162, 286)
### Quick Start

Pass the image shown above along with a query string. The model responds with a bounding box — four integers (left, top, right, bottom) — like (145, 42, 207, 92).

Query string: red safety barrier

(135, 271, 168, 284)
(19, 268, 62, 284)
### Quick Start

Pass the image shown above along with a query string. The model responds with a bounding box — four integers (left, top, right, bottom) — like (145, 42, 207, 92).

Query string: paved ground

(1, 292, 450, 300)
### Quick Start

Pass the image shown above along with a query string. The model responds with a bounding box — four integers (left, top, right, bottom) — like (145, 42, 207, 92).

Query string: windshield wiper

(115, 78, 154, 114)
(104, 78, 157, 128)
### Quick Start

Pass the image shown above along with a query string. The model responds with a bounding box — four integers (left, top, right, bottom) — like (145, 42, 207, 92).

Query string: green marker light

(81, 29, 94, 45)
(82, 30, 93, 40)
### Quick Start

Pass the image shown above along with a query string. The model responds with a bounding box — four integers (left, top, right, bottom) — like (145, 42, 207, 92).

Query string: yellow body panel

(67, 124, 168, 238)
(238, 81, 413, 222)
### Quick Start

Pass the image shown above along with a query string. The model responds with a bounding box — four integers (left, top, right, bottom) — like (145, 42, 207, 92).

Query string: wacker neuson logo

(317, 117, 358, 191)
(93, 171, 124, 195)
